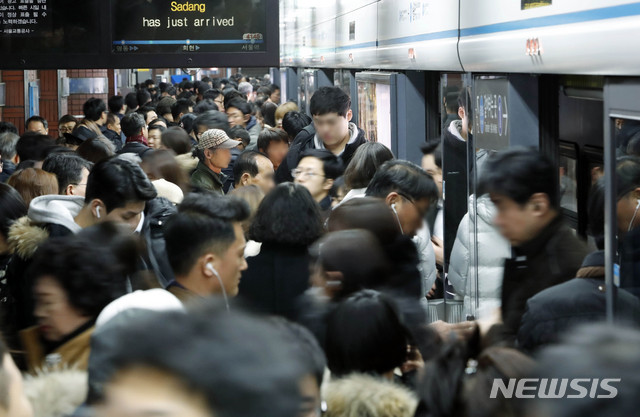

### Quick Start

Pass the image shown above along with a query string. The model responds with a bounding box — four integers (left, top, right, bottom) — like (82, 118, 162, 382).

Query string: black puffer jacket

(140, 197, 176, 287)
(275, 123, 367, 183)
(517, 251, 640, 352)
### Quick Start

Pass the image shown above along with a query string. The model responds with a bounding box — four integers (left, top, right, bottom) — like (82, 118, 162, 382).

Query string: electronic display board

(0, 0, 278, 69)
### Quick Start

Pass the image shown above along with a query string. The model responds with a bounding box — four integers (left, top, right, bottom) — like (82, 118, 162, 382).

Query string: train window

(355, 73, 393, 150)
(559, 141, 579, 231)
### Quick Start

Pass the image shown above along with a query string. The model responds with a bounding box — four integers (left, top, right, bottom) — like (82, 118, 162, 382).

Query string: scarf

(126, 133, 148, 146)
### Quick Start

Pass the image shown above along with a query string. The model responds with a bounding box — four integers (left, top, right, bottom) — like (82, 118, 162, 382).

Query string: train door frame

(603, 78, 640, 323)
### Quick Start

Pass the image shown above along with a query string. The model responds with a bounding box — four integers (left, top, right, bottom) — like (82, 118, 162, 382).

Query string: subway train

(274, 0, 640, 323)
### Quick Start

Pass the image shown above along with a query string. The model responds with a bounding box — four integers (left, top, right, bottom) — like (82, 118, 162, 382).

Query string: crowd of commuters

(0, 73, 637, 417)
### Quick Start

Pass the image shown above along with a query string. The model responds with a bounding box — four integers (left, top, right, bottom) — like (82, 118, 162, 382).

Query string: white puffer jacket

(448, 194, 510, 319)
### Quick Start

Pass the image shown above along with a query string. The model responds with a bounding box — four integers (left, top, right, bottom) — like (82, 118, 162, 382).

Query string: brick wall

(67, 69, 109, 117)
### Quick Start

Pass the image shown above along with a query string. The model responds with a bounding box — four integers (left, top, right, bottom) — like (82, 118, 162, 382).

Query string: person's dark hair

(203, 88, 223, 101)
(233, 151, 267, 187)
(298, 149, 344, 180)
(108, 96, 125, 114)
(414, 342, 535, 417)
(267, 317, 326, 387)
(0, 121, 18, 135)
(343, 142, 394, 190)
(147, 124, 166, 136)
(0, 183, 27, 241)
(15, 132, 56, 161)
(103, 302, 303, 417)
(85, 157, 157, 212)
(27, 224, 135, 317)
(58, 114, 78, 126)
(161, 126, 192, 155)
(615, 156, 640, 200)
(533, 324, 640, 417)
(257, 128, 289, 153)
(312, 230, 392, 300)
(229, 125, 250, 148)
(180, 113, 197, 135)
(256, 85, 272, 98)
(223, 90, 245, 109)
(249, 183, 323, 246)
(457, 87, 473, 121)
(144, 79, 155, 88)
(76, 137, 115, 164)
(194, 110, 229, 133)
(282, 111, 312, 141)
(310, 86, 351, 117)
(25, 115, 48, 131)
(366, 160, 438, 204)
(137, 106, 157, 123)
(165, 194, 249, 275)
(328, 197, 401, 244)
(261, 101, 277, 127)
(171, 98, 193, 120)
(83, 98, 107, 122)
(478, 148, 559, 209)
(136, 89, 151, 108)
(124, 92, 138, 111)
(445, 92, 460, 114)
(0, 132, 19, 161)
(193, 98, 218, 114)
(197, 83, 211, 96)
(226, 98, 252, 116)
(587, 178, 605, 250)
(156, 97, 176, 118)
(120, 113, 146, 138)
(181, 80, 194, 91)
(42, 153, 93, 194)
(420, 138, 442, 169)
(325, 290, 410, 377)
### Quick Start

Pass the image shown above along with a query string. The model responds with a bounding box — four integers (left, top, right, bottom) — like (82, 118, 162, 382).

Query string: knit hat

(197, 128, 240, 150)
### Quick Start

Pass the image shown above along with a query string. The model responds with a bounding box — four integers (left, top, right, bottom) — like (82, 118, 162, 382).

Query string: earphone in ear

(206, 262, 230, 312)
(636, 199, 640, 209)
(96, 206, 101, 219)
(391, 203, 397, 213)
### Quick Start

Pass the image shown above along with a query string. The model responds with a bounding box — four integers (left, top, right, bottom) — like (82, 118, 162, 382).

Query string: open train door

(603, 78, 640, 324)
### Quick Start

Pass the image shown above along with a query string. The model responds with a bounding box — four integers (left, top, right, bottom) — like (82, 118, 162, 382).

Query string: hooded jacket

(323, 374, 418, 417)
(3, 196, 85, 339)
(275, 122, 367, 183)
(448, 194, 511, 318)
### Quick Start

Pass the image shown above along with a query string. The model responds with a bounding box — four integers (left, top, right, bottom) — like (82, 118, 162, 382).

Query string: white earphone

(96, 206, 101, 219)
(206, 262, 230, 312)
(628, 199, 640, 232)
(390, 202, 404, 234)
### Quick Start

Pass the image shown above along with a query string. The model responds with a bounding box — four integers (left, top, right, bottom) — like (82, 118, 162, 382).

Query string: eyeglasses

(291, 169, 325, 180)
(59, 126, 74, 133)
(398, 192, 428, 219)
